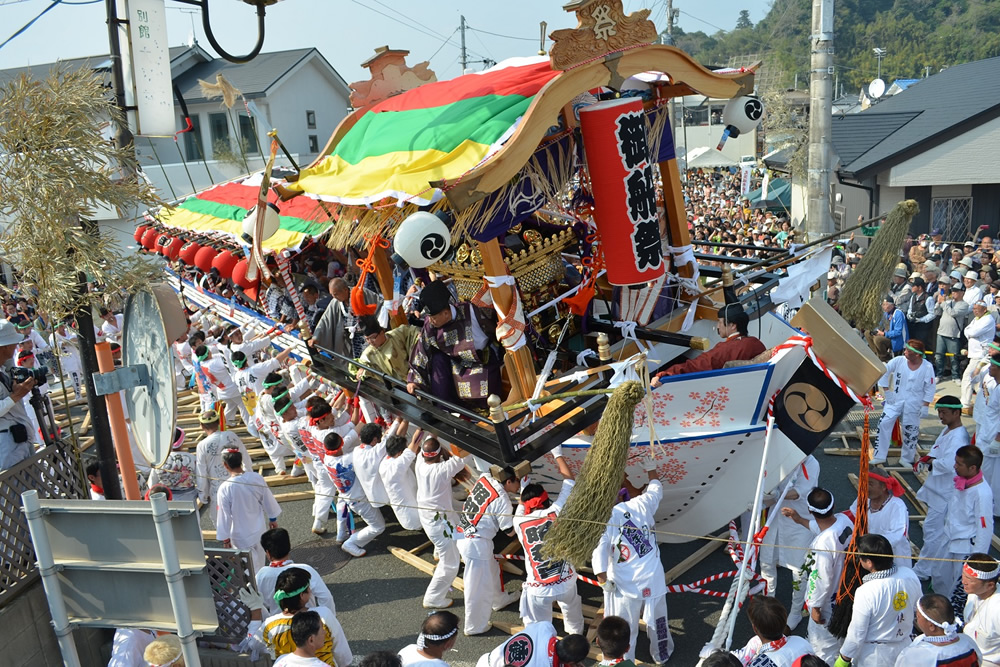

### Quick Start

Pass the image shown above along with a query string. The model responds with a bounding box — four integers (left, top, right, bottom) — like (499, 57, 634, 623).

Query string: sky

(0, 0, 773, 82)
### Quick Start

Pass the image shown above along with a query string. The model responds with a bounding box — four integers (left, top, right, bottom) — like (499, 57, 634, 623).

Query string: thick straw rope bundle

(837, 199, 919, 330)
(542, 380, 645, 568)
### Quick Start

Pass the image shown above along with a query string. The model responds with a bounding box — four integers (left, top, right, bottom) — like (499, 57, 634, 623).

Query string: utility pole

(806, 0, 835, 239)
(460, 15, 468, 74)
(666, 0, 676, 154)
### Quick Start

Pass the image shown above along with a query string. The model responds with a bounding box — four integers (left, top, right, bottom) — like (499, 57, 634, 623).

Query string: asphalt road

(200, 377, 992, 666)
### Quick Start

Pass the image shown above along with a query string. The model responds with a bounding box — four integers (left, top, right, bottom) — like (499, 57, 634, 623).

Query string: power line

(678, 8, 728, 34)
(349, 0, 490, 63)
(427, 27, 459, 63)
(0, 0, 100, 53)
(466, 26, 536, 42)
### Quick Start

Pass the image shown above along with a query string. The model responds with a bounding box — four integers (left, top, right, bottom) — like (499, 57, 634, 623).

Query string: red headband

(870, 473, 904, 497)
(522, 491, 549, 513)
(308, 415, 324, 427)
(422, 445, 441, 458)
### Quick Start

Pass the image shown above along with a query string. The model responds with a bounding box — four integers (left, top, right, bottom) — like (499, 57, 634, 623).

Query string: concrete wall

(889, 114, 1000, 187)
(0, 581, 108, 667)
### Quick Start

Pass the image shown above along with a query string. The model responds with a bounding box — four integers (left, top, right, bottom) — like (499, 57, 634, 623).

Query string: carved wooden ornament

(349, 46, 437, 109)
(549, 0, 659, 71)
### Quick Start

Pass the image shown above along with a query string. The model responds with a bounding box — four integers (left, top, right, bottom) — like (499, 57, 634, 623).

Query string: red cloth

(661, 335, 766, 377)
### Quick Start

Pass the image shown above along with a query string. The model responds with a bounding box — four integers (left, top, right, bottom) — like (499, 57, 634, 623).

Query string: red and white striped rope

(275, 252, 311, 338)
(771, 335, 871, 407)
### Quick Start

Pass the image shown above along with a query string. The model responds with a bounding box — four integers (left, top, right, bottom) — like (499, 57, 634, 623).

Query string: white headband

(917, 601, 959, 637)
(149, 652, 182, 667)
(807, 492, 834, 514)
(964, 561, 1000, 580)
(416, 627, 458, 649)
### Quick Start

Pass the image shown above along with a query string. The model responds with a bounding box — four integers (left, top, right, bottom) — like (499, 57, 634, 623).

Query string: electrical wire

(466, 26, 536, 42)
(0, 0, 66, 52)
(426, 27, 459, 64)
(352, 0, 490, 63)
(677, 8, 728, 34)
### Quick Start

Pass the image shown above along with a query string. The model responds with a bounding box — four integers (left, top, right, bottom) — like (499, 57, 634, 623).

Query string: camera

(11, 365, 49, 385)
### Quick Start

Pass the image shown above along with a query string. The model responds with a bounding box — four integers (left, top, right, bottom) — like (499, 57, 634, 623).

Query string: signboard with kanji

(121, 0, 174, 136)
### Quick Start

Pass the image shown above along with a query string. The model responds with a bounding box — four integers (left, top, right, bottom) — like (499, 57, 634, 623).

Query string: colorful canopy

(289, 57, 562, 207)
(157, 175, 332, 252)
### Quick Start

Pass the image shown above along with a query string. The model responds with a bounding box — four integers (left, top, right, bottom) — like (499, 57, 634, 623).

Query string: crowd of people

(2, 166, 1000, 666)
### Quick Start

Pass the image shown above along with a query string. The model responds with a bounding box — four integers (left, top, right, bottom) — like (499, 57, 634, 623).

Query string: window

(209, 112, 230, 154)
(931, 197, 973, 241)
(181, 114, 202, 161)
(308, 134, 319, 153)
(238, 114, 260, 154)
(306, 110, 316, 129)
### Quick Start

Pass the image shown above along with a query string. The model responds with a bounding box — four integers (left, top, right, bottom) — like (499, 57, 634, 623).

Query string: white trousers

(962, 358, 985, 408)
(604, 592, 673, 663)
(931, 551, 965, 598)
(808, 617, 843, 665)
(521, 585, 585, 636)
(257, 418, 292, 474)
(343, 497, 385, 550)
(421, 518, 460, 608)
(874, 405, 920, 463)
(913, 500, 948, 580)
(759, 560, 807, 628)
(457, 538, 504, 634)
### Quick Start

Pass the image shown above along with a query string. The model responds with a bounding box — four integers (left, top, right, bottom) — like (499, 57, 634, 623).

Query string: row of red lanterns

(133, 224, 260, 291)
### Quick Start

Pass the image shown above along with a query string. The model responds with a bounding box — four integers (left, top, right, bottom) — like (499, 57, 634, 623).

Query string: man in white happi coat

(456, 463, 521, 635)
(759, 455, 820, 630)
(50, 321, 82, 398)
(321, 430, 385, 558)
(962, 301, 997, 411)
(782, 487, 854, 665)
(378, 428, 423, 531)
(354, 420, 399, 511)
(195, 343, 247, 430)
(731, 595, 814, 667)
(847, 472, 912, 567)
(476, 621, 589, 667)
(195, 409, 250, 526)
(874, 339, 935, 465)
(307, 398, 360, 542)
(216, 448, 281, 574)
(973, 350, 1000, 516)
(399, 611, 460, 667)
(257, 528, 335, 618)
(913, 396, 971, 581)
(416, 435, 468, 609)
(894, 593, 982, 666)
(836, 533, 922, 667)
(592, 449, 674, 664)
(514, 447, 584, 636)
(256, 372, 309, 476)
(962, 554, 1000, 666)
(930, 446, 994, 597)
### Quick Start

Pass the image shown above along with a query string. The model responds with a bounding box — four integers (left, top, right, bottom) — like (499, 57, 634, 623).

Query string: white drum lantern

(393, 211, 451, 269)
(721, 95, 764, 138)
(241, 202, 281, 244)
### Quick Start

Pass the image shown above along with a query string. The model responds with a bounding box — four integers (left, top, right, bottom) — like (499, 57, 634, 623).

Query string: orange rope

(835, 405, 871, 605)
(351, 233, 389, 316)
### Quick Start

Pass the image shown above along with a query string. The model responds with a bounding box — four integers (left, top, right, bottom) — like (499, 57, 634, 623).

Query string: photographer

(0, 320, 38, 470)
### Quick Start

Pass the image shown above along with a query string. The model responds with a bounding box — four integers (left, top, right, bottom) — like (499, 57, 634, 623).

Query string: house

(831, 56, 1000, 239)
(0, 45, 352, 250)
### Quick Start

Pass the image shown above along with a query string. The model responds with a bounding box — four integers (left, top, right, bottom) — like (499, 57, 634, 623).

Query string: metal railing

(0, 441, 85, 608)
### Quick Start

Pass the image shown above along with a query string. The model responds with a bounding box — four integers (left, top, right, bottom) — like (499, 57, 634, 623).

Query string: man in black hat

(652, 303, 765, 381)
(406, 280, 502, 408)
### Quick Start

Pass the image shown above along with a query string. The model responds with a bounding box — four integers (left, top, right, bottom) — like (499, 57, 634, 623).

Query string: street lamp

(172, 0, 285, 64)
(872, 47, 887, 80)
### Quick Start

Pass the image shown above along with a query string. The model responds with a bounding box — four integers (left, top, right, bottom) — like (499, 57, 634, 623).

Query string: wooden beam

(389, 546, 464, 592)
(664, 531, 727, 584)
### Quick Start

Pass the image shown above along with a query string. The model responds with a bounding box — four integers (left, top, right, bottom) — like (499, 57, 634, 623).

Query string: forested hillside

(673, 0, 1000, 91)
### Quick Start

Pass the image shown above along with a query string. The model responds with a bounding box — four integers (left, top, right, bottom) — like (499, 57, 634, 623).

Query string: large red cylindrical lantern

(193, 246, 219, 272)
(211, 250, 239, 280)
(141, 228, 159, 250)
(179, 241, 201, 265)
(579, 98, 664, 286)
(164, 236, 183, 261)
(231, 258, 260, 290)
(134, 224, 149, 243)
(155, 234, 172, 256)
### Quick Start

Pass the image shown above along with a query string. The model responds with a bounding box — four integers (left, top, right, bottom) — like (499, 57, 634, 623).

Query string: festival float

(147, 0, 899, 543)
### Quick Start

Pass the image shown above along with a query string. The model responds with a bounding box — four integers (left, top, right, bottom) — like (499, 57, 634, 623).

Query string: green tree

(736, 9, 754, 29)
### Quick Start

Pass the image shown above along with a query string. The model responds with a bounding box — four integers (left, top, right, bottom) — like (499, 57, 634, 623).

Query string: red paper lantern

(231, 258, 260, 290)
(155, 234, 172, 256)
(164, 236, 183, 261)
(243, 285, 259, 303)
(134, 224, 149, 243)
(179, 241, 201, 265)
(193, 246, 219, 272)
(579, 98, 665, 286)
(141, 228, 159, 250)
(211, 250, 239, 280)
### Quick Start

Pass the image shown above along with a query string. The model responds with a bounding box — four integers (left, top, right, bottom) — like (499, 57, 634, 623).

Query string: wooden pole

(476, 238, 536, 402)
(370, 244, 408, 328)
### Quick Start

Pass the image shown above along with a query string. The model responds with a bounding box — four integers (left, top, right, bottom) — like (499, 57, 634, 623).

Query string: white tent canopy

(684, 146, 739, 169)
